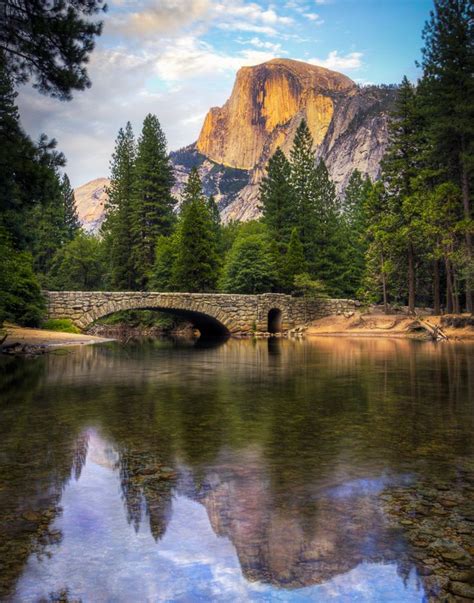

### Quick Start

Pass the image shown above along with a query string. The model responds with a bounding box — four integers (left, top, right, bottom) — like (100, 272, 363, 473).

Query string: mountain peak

(196, 58, 356, 171)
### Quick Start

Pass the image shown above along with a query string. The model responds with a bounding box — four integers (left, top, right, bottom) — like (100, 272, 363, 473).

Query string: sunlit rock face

(74, 177, 110, 234)
(196, 59, 350, 170)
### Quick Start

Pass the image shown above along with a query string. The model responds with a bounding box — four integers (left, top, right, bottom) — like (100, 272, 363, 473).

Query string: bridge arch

(267, 308, 283, 333)
(82, 297, 233, 337)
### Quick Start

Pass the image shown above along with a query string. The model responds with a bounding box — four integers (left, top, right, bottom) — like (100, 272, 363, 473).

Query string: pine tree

(259, 148, 296, 246)
(282, 227, 307, 292)
(131, 115, 175, 289)
(103, 122, 136, 290)
(311, 159, 345, 296)
(150, 235, 177, 291)
(420, 0, 474, 311)
(361, 182, 393, 312)
(1, 1, 106, 100)
(208, 194, 223, 253)
(340, 171, 372, 297)
(182, 167, 204, 207)
(61, 174, 80, 241)
(172, 170, 220, 292)
(289, 120, 319, 262)
(381, 77, 425, 313)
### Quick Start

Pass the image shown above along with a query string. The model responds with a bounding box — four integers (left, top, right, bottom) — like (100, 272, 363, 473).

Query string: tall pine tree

(132, 115, 175, 289)
(340, 170, 372, 297)
(289, 120, 319, 263)
(259, 148, 296, 246)
(173, 169, 220, 292)
(103, 122, 136, 290)
(61, 174, 80, 241)
(381, 76, 425, 314)
(420, 0, 474, 312)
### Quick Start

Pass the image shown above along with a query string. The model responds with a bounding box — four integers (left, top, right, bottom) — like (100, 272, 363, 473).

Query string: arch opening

(267, 308, 282, 333)
(89, 307, 230, 338)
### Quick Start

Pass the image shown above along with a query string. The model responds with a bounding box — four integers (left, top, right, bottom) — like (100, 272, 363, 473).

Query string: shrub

(41, 319, 80, 333)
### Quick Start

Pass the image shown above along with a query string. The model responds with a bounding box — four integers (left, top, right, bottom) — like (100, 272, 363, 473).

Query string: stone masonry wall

(44, 291, 360, 334)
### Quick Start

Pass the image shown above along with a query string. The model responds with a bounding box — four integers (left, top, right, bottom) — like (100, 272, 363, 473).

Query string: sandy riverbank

(305, 313, 474, 340)
(1, 325, 115, 350)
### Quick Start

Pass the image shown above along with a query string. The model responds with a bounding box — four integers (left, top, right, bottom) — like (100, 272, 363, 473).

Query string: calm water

(0, 337, 473, 602)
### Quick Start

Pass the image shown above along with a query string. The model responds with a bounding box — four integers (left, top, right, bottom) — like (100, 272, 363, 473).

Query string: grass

(41, 319, 81, 334)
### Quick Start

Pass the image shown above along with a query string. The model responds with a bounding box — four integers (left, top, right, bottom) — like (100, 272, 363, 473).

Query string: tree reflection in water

(0, 337, 473, 601)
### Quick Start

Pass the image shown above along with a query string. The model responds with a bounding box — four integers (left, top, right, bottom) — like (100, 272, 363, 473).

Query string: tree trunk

(408, 242, 416, 315)
(446, 258, 453, 314)
(381, 251, 388, 314)
(461, 163, 473, 313)
(433, 259, 441, 315)
(453, 273, 461, 314)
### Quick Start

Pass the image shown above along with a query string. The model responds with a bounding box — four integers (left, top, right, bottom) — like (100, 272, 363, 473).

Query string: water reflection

(0, 338, 473, 601)
(12, 432, 424, 602)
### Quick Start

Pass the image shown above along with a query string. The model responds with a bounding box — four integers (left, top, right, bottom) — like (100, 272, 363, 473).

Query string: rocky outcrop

(196, 58, 353, 170)
(180, 59, 396, 222)
(74, 59, 397, 230)
(74, 177, 110, 233)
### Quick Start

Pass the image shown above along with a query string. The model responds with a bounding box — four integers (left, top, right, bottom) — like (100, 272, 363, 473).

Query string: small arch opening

(268, 308, 282, 333)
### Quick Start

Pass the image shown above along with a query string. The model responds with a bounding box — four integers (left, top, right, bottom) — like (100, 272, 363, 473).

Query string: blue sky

(18, 0, 434, 187)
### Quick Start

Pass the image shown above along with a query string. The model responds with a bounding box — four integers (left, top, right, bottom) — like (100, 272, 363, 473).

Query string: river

(0, 337, 473, 602)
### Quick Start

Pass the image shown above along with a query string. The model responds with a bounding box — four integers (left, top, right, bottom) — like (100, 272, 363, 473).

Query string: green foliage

(339, 170, 372, 297)
(1, 1, 106, 100)
(0, 229, 45, 326)
(150, 235, 177, 291)
(131, 114, 175, 289)
(259, 148, 295, 247)
(173, 170, 221, 292)
(49, 231, 105, 291)
(282, 228, 307, 293)
(221, 232, 277, 294)
(61, 174, 80, 240)
(96, 310, 177, 330)
(41, 319, 80, 334)
(293, 273, 329, 299)
(102, 122, 136, 290)
(420, 0, 474, 311)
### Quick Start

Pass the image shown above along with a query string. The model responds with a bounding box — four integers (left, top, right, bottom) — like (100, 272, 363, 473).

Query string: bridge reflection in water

(0, 337, 473, 601)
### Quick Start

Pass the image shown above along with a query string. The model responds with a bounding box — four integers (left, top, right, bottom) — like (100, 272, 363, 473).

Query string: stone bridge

(45, 291, 359, 336)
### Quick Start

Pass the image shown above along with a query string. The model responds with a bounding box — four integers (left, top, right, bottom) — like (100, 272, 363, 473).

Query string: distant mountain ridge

(75, 58, 397, 232)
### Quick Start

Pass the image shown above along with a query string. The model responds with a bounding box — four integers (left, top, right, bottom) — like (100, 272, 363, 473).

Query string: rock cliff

(74, 177, 110, 233)
(75, 58, 397, 231)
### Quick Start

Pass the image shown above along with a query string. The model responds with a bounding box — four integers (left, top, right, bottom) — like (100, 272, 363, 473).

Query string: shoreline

(304, 313, 474, 341)
(1, 325, 116, 355)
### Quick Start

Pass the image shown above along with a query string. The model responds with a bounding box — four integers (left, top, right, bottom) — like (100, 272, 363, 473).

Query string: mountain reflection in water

(0, 337, 473, 602)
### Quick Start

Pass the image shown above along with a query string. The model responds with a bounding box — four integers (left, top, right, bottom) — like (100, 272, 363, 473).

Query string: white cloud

(303, 12, 324, 24)
(111, 0, 293, 39)
(240, 37, 284, 53)
(217, 21, 277, 35)
(308, 50, 363, 70)
(154, 35, 276, 80)
(109, 0, 212, 35)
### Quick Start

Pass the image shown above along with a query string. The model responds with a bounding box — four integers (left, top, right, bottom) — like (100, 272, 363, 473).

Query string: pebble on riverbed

(381, 470, 474, 602)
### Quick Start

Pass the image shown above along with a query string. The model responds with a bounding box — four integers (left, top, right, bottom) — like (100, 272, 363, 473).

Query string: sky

(17, 0, 434, 188)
